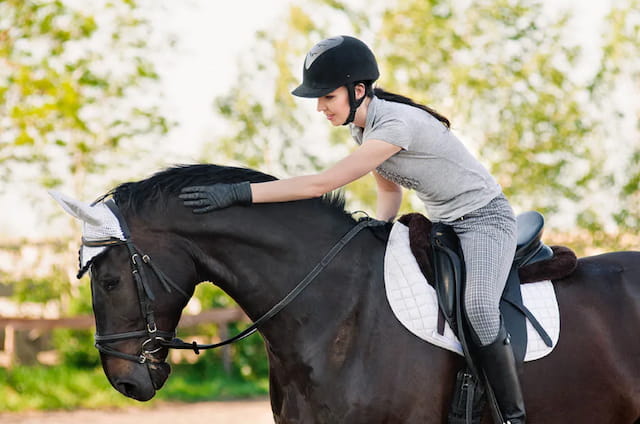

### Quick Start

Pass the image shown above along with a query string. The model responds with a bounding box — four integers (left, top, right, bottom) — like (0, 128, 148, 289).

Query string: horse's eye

(102, 278, 120, 291)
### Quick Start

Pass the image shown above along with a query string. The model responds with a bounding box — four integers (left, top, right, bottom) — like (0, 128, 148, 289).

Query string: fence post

(4, 325, 15, 369)
(218, 324, 232, 375)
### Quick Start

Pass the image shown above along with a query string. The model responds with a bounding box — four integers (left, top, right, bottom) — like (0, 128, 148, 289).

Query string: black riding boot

(477, 324, 526, 424)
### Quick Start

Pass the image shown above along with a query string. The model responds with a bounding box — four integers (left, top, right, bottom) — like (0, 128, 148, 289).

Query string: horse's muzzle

(106, 355, 171, 401)
(148, 361, 171, 390)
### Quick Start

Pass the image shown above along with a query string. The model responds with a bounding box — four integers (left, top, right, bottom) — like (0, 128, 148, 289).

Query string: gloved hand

(179, 182, 252, 213)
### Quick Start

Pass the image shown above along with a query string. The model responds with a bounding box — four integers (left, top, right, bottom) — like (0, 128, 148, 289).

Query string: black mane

(101, 164, 348, 217)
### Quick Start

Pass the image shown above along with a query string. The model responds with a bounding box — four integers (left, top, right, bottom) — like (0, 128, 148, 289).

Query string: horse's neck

(186, 206, 387, 354)
(185, 206, 355, 307)
(264, 230, 390, 400)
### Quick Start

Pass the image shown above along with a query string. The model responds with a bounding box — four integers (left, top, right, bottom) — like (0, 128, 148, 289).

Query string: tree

(0, 0, 172, 199)
(213, 0, 639, 251)
(582, 0, 640, 248)
(0, 0, 175, 312)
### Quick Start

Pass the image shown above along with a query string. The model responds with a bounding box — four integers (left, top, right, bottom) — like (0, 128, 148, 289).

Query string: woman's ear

(355, 83, 366, 100)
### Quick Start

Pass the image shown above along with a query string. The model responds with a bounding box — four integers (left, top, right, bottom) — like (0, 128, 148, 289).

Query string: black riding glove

(179, 182, 252, 213)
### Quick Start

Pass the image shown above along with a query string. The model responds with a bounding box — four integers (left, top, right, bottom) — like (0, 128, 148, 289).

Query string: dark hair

(358, 82, 450, 129)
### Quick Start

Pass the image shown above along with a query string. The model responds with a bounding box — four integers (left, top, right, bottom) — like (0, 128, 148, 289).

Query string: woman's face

(316, 86, 350, 126)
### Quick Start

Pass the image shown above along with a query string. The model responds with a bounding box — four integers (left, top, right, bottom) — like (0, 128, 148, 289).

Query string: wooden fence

(0, 307, 249, 369)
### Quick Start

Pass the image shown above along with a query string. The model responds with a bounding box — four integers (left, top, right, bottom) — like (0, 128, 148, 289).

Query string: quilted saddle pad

(384, 221, 560, 362)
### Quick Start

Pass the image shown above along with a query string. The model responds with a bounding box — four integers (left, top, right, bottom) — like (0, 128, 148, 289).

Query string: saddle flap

(431, 223, 465, 332)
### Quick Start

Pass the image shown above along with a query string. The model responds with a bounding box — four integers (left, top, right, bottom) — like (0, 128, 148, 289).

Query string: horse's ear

(49, 190, 103, 227)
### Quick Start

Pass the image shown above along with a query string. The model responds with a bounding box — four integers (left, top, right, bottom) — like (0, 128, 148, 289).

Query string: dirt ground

(0, 399, 274, 424)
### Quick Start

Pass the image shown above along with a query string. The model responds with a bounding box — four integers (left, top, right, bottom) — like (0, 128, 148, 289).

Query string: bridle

(88, 199, 385, 365)
(89, 199, 189, 364)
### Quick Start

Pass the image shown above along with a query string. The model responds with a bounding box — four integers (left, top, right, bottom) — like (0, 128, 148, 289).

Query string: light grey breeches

(446, 194, 517, 346)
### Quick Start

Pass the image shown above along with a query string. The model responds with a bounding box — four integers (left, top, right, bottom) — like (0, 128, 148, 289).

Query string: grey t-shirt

(350, 96, 501, 222)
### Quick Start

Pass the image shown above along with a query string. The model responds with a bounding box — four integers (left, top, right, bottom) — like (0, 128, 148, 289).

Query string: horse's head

(50, 190, 194, 401)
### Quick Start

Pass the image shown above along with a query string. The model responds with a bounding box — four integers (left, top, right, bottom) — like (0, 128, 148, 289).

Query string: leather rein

(88, 199, 385, 364)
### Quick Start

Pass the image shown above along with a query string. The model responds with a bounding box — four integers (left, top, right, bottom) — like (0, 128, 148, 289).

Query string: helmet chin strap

(342, 83, 366, 126)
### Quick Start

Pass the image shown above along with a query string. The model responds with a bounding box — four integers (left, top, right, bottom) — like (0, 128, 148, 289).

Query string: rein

(90, 199, 385, 364)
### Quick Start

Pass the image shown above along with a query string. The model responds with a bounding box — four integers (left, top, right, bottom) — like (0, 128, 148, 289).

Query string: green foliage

(0, 362, 268, 411)
(0, 0, 172, 195)
(194, 281, 237, 308)
(156, 356, 269, 403)
(53, 329, 100, 368)
(66, 277, 94, 315)
(213, 0, 639, 249)
(592, 0, 640, 235)
(0, 364, 137, 411)
(9, 267, 69, 304)
(226, 323, 270, 381)
(191, 283, 270, 382)
(208, 6, 341, 175)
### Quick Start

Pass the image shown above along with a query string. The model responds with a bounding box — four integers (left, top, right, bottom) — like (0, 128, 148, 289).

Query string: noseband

(89, 199, 385, 365)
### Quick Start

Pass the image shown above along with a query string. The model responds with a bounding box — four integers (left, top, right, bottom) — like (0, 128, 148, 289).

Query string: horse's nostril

(116, 381, 137, 397)
(111, 376, 155, 401)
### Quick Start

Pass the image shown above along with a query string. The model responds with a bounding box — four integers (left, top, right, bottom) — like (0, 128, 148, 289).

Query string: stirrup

(447, 367, 485, 424)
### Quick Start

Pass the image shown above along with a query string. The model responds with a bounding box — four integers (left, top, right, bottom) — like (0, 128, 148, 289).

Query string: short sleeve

(350, 124, 364, 145)
(364, 116, 412, 150)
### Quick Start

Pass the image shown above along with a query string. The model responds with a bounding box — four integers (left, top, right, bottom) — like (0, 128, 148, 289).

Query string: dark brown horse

(54, 165, 640, 423)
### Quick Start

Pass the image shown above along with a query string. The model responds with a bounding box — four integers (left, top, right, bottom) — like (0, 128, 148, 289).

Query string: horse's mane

(100, 164, 349, 218)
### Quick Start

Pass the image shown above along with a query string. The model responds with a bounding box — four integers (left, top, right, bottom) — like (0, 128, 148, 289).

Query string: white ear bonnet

(49, 190, 126, 277)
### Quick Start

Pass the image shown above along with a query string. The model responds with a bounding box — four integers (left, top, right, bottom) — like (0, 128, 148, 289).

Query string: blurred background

(0, 0, 638, 413)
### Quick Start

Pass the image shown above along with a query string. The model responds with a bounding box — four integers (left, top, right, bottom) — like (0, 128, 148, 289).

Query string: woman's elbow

(306, 182, 330, 198)
(304, 175, 336, 198)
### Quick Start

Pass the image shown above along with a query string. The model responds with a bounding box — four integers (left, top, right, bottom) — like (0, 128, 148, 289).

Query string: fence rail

(0, 307, 249, 368)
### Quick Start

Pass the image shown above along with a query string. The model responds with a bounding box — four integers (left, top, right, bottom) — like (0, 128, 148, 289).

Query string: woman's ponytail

(372, 87, 450, 129)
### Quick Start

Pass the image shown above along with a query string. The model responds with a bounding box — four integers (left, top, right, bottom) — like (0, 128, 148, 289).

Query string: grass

(158, 362, 269, 402)
(0, 365, 134, 411)
(0, 362, 269, 412)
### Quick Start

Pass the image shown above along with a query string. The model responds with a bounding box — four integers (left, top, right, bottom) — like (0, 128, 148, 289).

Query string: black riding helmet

(292, 35, 379, 125)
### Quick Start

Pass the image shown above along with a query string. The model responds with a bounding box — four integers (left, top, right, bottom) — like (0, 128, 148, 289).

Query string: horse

(53, 164, 640, 423)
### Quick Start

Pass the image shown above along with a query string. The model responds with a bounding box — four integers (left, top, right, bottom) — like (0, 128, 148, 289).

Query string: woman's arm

(373, 170, 402, 221)
(251, 139, 401, 203)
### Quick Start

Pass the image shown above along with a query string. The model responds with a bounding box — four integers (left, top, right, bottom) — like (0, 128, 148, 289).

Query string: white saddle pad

(384, 221, 560, 362)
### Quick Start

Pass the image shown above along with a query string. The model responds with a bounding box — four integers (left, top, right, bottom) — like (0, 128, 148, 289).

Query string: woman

(179, 35, 525, 423)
